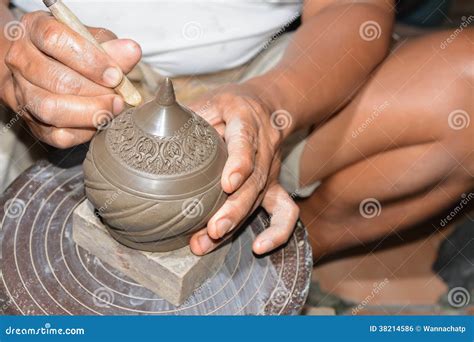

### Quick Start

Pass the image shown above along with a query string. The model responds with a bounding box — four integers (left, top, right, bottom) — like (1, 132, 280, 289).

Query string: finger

(190, 155, 278, 254)
(6, 39, 113, 96)
(213, 123, 225, 137)
(207, 134, 274, 239)
(189, 100, 224, 126)
(24, 118, 96, 148)
(1, 78, 17, 110)
(29, 13, 124, 87)
(101, 39, 142, 74)
(221, 115, 258, 193)
(187, 101, 225, 135)
(253, 184, 299, 254)
(207, 163, 268, 240)
(14, 72, 124, 128)
(189, 228, 223, 256)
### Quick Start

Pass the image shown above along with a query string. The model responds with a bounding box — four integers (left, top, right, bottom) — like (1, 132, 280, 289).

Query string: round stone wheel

(0, 159, 312, 315)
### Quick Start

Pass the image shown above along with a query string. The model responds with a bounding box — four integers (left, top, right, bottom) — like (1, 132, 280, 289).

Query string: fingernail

(113, 96, 124, 115)
(103, 67, 122, 87)
(258, 239, 275, 254)
(198, 235, 212, 254)
(229, 173, 242, 190)
(216, 218, 233, 238)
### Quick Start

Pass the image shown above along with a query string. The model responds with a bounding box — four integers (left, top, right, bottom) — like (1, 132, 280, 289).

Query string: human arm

(0, 3, 141, 147)
(189, 0, 394, 255)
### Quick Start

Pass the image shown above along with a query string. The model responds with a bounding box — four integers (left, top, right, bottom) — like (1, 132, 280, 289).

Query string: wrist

(244, 74, 296, 141)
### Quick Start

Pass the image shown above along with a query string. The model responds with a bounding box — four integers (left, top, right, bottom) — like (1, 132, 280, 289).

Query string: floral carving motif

(106, 110, 217, 175)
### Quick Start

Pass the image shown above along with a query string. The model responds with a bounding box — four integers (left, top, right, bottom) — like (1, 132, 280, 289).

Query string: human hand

(1, 11, 141, 148)
(188, 83, 299, 256)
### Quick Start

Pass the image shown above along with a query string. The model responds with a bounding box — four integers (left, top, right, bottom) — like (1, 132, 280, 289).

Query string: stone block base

(72, 200, 230, 306)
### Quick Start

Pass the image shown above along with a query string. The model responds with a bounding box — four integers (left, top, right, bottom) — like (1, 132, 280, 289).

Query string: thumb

(101, 39, 142, 74)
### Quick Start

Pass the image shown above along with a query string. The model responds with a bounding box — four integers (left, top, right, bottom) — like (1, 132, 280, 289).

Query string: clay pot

(83, 78, 227, 252)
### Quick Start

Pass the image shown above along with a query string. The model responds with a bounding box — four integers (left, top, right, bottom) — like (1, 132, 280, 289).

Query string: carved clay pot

(83, 78, 227, 252)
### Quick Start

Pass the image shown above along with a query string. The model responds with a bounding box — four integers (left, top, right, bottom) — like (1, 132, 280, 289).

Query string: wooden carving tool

(43, 0, 142, 106)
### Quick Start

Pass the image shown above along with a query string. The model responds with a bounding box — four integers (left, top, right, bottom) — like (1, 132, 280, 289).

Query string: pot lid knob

(133, 77, 191, 136)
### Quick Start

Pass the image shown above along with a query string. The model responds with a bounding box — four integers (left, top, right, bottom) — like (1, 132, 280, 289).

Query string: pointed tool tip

(43, 0, 57, 7)
(156, 77, 176, 106)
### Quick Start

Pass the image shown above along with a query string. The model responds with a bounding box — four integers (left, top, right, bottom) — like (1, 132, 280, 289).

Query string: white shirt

(12, 0, 302, 76)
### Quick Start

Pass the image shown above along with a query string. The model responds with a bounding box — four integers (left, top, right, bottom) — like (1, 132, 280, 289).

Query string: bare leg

(297, 29, 474, 259)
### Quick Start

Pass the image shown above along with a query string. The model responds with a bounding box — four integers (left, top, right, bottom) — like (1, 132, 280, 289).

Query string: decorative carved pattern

(106, 110, 217, 175)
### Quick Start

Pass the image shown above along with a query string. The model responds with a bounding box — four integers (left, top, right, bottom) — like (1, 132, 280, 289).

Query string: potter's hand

(188, 84, 299, 256)
(1, 11, 141, 148)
